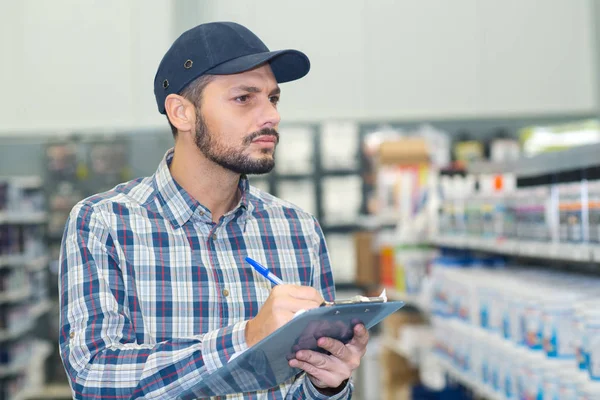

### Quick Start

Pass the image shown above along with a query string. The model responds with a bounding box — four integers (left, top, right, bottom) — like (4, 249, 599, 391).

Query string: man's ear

(165, 94, 196, 134)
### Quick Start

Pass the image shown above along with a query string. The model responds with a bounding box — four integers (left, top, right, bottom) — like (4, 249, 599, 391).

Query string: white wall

(187, 0, 597, 122)
(0, 0, 596, 135)
(0, 0, 173, 135)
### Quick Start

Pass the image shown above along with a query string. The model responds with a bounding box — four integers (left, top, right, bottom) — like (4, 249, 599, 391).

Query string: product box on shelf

(353, 231, 378, 286)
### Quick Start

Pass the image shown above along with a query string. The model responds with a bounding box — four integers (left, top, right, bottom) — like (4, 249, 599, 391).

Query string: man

(59, 22, 368, 399)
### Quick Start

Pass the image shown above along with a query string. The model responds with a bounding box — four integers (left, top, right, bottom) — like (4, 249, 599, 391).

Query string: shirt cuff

(201, 320, 249, 373)
(302, 375, 353, 399)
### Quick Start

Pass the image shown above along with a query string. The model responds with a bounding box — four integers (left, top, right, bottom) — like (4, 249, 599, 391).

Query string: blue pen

(245, 256, 284, 286)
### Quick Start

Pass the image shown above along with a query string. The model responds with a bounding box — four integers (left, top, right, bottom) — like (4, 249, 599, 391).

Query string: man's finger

(295, 350, 329, 369)
(286, 285, 325, 303)
(349, 324, 369, 348)
(288, 359, 346, 388)
(276, 297, 322, 313)
(317, 337, 349, 361)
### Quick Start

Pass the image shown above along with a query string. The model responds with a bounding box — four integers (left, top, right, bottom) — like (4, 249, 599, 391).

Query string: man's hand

(245, 285, 324, 347)
(288, 324, 369, 390)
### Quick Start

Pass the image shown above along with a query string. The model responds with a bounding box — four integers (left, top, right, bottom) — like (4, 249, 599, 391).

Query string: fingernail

(289, 360, 297, 367)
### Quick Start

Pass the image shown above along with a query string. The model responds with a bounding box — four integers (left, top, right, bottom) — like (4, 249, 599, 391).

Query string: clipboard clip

(321, 290, 388, 307)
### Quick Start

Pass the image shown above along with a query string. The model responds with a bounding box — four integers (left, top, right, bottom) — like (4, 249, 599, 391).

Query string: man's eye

(235, 95, 250, 103)
(270, 96, 280, 105)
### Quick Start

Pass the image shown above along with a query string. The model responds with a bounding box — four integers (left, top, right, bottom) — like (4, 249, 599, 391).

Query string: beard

(194, 110, 279, 175)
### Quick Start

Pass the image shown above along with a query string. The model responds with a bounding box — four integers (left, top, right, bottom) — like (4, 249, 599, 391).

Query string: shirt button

(212, 233, 217, 240)
(222, 289, 229, 297)
(69, 331, 75, 339)
(199, 211, 205, 216)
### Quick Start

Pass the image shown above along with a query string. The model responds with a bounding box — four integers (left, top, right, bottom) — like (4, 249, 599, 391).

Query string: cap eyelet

(184, 59, 193, 69)
(162, 79, 169, 89)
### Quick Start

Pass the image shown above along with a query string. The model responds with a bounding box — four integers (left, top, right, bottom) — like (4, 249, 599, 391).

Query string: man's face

(194, 64, 281, 175)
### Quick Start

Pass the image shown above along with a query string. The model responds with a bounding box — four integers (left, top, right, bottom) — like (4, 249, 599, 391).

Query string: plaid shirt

(59, 149, 353, 400)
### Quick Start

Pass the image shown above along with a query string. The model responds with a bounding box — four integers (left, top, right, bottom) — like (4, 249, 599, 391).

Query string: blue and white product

(558, 182, 586, 244)
(557, 367, 581, 400)
(523, 294, 544, 351)
(523, 351, 545, 400)
(587, 313, 600, 381)
(543, 359, 573, 400)
(542, 294, 579, 359)
(575, 302, 600, 371)
(588, 180, 600, 245)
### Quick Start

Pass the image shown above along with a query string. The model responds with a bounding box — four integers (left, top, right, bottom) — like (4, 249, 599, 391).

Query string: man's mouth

(252, 135, 278, 143)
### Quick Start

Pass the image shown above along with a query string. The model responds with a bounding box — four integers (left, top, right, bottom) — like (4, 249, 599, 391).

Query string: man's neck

(169, 144, 241, 223)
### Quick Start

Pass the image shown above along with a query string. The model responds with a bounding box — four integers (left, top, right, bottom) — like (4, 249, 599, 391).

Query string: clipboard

(178, 297, 405, 399)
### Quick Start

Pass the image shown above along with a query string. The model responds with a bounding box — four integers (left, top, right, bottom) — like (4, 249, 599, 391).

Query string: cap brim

(205, 49, 310, 83)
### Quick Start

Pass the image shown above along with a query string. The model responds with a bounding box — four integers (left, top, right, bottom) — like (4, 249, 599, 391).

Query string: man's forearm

(61, 321, 252, 399)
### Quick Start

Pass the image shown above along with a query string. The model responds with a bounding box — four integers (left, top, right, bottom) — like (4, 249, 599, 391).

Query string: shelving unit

(431, 235, 596, 262)
(0, 212, 47, 225)
(423, 145, 600, 399)
(267, 124, 364, 235)
(14, 384, 72, 400)
(0, 176, 52, 400)
(12, 341, 54, 400)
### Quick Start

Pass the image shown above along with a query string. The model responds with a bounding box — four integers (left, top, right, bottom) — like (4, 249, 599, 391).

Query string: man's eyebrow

(230, 86, 281, 95)
(231, 85, 261, 93)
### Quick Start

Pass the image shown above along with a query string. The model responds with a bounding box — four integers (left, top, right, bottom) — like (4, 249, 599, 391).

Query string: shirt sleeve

(58, 202, 253, 399)
(284, 217, 354, 399)
(286, 373, 354, 399)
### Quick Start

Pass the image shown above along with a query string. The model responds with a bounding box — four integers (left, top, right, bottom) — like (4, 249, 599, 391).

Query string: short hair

(166, 74, 215, 138)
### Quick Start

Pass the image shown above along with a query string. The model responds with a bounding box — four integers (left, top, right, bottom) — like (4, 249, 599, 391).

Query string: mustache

(243, 128, 279, 145)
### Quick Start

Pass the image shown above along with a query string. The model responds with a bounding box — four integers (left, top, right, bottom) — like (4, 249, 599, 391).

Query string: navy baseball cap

(154, 21, 311, 114)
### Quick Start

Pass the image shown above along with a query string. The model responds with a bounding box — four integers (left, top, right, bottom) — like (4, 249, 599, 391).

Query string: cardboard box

(380, 350, 419, 400)
(381, 310, 426, 341)
(353, 231, 379, 286)
(377, 139, 429, 166)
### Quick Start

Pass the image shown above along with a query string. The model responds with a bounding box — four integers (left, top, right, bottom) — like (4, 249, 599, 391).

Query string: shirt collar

(152, 148, 250, 229)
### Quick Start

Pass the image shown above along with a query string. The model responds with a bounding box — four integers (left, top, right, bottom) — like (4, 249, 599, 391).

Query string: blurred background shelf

(433, 355, 505, 400)
(431, 235, 598, 263)
(0, 212, 47, 225)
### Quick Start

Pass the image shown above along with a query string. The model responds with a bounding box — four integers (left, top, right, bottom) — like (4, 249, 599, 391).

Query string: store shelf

(30, 299, 52, 320)
(0, 322, 32, 343)
(321, 168, 360, 177)
(0, 299, 50, 342)
(0, 211, 47, 225)
(431, 235, 596, 263)
(0, 255, 49, 269)
(433, 354, 505, 400)
(385, 288, 429, 312)
(0, 255, 49, 272)
(0, 341, 51, 379)
(12, 342, 55, 400)
(26, 256, 49, 273)
(0, 177, 43, 190)
(321, 223, 359, 233)
(355, 214, 398, 230)
(0, 288, 31, 304)
(14, 384, 73, 400)
(0, 255, 25, 268)
(274, 172, 313, 180)
(465, 143, 600, 179)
